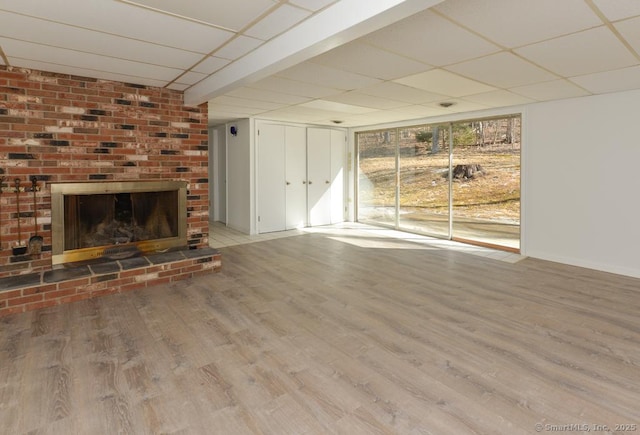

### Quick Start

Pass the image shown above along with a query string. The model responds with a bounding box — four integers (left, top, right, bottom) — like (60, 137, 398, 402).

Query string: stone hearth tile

(89, 262, 122, 275)
(119, 256, 152, 270)
(182, 247, 220, 259)
(147, 251, 187, 265)
(43, 266, 92, 283)
(0, 273, 42, 291)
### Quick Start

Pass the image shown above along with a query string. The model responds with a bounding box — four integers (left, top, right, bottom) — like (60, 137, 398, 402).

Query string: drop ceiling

(1, 0, 639, 128)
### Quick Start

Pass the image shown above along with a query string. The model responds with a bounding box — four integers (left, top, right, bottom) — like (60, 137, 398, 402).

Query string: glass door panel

(357, 129, 397, 226)
(398, 124, 450, 237)
(451, 118, 521, 250)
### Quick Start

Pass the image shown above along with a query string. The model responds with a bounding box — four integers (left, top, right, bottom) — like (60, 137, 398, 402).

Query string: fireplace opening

(51, 181, 188, 265)
(64, 190, 179, 250)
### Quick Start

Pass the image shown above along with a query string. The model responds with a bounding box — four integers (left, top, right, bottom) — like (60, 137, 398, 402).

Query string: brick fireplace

(0, 66, 220, 316)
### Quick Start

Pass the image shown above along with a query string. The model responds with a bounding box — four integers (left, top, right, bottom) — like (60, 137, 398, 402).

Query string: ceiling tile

(2, 37, 181, 82)
(167, 83, 190, 91)
(392, 105, 451, 117)
(435, 0, 602, 48)
(569, 65, 640, 94)
(227, 87, 311, 105)
(257, 110, 322, 123)
(289, 0, 337, 12)
(312, 41, 431, 80)
(0, 11, 204, 69)
(215, 35, 264, 60)
(248, 76, 342, 99)
(358, 82, 447, 104)
(614, 16, 640, 55)
(394, 69, 496, 97)
(1, 0, 234, 54)
(323, 92, 409, 110)
(278, 63, 381, 90)
(299, 100, 376, 114)
(245, 4, 311, 40)
(122, 0, 277, 31)
(7, 58, 168, 88)
(259, 106, 347, 123)
(174, 71, 207, 86)
(363, 9, 500, 66)
(344, 110, 421, 126)
(257, 114, 307, 123)
(211, 95, 285, 111)
(209, 106, 258, 118)
(192, 56, 231, 75)
(446, 52, 557, 88)
(206, 103, 265, 116)
(510, 79, 590, 101)
(462, 90, 535, 107)
(592, 0, 640, 21)
(208, 107, 255, 123)
(278, 107, 339, 119)
(515, 26, 638, 77)
(419, 99, 490, 114)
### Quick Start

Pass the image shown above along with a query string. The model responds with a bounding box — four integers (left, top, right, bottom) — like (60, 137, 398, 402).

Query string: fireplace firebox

(51, 181, 188, 265)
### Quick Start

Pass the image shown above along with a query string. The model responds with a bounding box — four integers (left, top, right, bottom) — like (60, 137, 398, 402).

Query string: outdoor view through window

(357, 116, 520, 251)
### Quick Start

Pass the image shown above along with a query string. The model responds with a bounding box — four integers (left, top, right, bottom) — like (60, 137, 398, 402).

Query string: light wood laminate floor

(1, 232, 639, 434)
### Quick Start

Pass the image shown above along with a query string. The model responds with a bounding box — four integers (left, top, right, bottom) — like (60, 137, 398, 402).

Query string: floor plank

(2, 231, 640, 434)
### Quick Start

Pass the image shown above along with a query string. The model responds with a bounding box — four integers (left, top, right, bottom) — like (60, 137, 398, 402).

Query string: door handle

(286, 181, 290, 185)
(325, 180, 330, 184)
(308, 180, 313, 185)
(302, 181, 306, 184)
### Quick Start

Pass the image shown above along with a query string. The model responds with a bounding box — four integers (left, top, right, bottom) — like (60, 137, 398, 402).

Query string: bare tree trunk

(432, 126, 440, 154)
(477, 121, 485, 146)
(382, 131, 390, 144)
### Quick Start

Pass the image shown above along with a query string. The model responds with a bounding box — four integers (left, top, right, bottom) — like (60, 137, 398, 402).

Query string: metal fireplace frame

(50, 180, 188, 265)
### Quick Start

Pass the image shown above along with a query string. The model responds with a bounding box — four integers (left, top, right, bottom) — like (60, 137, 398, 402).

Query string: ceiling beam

(185, 0, 444, 106)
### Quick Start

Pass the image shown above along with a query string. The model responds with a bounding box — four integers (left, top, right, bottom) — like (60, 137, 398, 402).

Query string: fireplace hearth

(51, 181, 188, 265)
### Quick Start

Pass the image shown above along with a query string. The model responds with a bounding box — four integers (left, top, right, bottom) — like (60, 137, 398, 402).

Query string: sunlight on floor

(209, 221, 525, 263)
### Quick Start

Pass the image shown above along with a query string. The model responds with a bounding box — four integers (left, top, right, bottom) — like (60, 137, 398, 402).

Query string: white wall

(216, 127, 227, 223)
(208, 126, 225, 223)
(225, 118, 254, 234)
(525, 89, 640, 278)
(208, 126, 215, 219)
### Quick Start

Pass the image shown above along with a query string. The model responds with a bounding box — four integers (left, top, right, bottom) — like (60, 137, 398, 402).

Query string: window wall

(357, 115, 520, 251)
(357, 129, 397, 226)
(398, 124, 450, 238)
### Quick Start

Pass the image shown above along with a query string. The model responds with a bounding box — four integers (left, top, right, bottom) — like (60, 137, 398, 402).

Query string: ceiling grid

(0, 0, 639, 126)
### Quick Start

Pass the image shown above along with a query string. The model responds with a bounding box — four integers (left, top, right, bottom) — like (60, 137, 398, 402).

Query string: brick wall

(0, 66, 209, 278)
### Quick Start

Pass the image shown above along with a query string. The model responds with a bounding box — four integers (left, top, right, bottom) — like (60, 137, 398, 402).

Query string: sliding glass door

(357, 115, 520, 251)
(451, 119, 520, 250)
(357, 129, 397, 227)
(398, 124, 450, 238)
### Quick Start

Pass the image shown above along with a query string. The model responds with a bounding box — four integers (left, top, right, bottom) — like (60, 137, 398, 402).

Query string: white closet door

(257, 124, 286, 233)
(307, 128, 332, 226)
(330, 129, 345, 224)
(285, 126, 307, 230)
